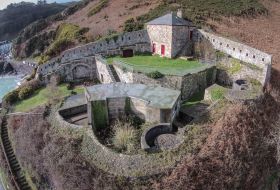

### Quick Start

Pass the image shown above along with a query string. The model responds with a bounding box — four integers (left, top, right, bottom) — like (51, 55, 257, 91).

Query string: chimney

(177, 9, 183, 18)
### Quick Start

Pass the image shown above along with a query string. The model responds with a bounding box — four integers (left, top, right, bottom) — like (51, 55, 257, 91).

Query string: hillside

(13, 0, 268, 61)
(0, 2, 69, 41)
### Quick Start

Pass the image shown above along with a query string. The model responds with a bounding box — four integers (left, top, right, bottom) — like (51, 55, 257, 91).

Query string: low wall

(54, 110, 83, 129)
(113, 63, 216, 100)
(141, 123, 172, 150)
(81, 125, 181, 177)
(196, 29, 272, 86)
(59, 105, 87, 118)
(37, 30, 151, 79)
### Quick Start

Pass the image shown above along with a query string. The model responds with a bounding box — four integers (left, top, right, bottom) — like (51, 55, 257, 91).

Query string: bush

(123, 18, 144, 32)
(146, 71, 164, 79)
(18, 86, 33, 100)
(88, 0, 109, 17)
(3, 89, 20, 105)
(112, 120, 137, 152)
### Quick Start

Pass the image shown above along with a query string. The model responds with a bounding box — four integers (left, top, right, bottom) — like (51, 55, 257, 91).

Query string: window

(227, 44, 229, 47)
(220, 42, 222, 45)
(262, 58, 265, 61)
(233, 48, 235, 51)
(128, 37, 131, 40)
(152, 43, 156, 53)
(240, 50, 242, 53)
(246, 53, 249, 56)
(213, 39, 215, 42)
(189, 31, 193, 40)
(253, 55, 256, 59)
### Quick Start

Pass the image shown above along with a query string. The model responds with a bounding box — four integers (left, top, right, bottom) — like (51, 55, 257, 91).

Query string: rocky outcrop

(0, 61, 15, 75)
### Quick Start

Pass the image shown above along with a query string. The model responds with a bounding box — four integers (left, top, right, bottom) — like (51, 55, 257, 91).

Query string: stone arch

(71, 64, 91, 80)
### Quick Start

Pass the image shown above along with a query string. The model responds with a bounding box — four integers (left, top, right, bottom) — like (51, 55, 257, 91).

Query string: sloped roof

(147, 12, 194, 26)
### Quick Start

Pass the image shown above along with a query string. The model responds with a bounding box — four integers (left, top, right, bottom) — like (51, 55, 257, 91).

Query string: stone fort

(43, 10, 273, 177)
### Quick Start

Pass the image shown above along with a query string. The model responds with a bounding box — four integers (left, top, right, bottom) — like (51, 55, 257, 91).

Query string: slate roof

(147, 12, 194, 26)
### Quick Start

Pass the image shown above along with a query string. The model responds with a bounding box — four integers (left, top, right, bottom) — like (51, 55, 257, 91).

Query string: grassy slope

(14, 84, 84, 112)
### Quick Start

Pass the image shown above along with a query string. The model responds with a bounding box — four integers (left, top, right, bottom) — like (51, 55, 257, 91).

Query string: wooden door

(161, 45, 165, 56)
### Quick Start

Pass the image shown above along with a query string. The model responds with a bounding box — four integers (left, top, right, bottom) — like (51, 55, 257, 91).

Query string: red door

(152, 43, 156, 53)
(161, 45, 165, 56)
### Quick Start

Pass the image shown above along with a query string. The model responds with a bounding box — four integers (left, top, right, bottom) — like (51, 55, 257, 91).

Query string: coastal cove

(0, 76, 20, 102)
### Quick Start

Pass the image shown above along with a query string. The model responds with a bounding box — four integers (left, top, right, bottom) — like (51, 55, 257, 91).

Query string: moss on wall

(92, 100, 108, 130)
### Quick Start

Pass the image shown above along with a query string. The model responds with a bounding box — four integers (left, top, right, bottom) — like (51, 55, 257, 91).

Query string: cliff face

(0, 61, 15, 75)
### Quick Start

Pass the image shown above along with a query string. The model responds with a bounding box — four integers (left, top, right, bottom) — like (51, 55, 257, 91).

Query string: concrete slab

(85, 83, 181, 109)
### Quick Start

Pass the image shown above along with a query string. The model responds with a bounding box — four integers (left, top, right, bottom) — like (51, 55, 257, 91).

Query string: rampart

(196, 29, 272, 85)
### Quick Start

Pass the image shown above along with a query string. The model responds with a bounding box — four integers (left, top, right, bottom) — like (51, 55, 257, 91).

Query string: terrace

(107, 54, 212, 76)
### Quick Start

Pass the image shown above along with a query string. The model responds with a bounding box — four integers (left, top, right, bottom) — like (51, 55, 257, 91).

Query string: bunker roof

(85, 83, 181, 109)
(147, 12, 194, 26)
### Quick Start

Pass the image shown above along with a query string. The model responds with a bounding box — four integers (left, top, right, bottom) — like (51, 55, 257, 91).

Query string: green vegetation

(46, 23, 87, 57)
(14, 84, 84, 112)
(91, 101, 108, 130)
(182, 91, 205, 108)
(123, 0, 266, 32)
(88, 0, 109, 17)
(112, 120, 137, 153)
(108, 55, 206, 76)
(217, 58, 243, 75)
(210, 85, 227, 101)
(146, 71, 164, 79)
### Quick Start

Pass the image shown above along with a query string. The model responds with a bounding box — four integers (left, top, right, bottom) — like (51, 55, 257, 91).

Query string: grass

(107, 55, 207, 76)
(182, 91, 205, 108)
(14, 84, 84, 112)
(210, 85, 227, 101)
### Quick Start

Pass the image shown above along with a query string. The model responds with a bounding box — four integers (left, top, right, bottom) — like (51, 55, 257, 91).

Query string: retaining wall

(37, 30, 151, 80)
(196, 29, 272, 85)
(113, 63, 216, 100)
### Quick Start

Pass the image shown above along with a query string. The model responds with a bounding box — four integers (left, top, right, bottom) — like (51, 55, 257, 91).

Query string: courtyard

(107, 54, 210, 76)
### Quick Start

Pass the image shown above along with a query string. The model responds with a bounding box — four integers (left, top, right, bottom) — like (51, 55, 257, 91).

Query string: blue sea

(0, 76, 20, 102)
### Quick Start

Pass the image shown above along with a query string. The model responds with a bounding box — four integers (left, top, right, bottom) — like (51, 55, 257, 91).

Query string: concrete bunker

(85, 83, 181, 128)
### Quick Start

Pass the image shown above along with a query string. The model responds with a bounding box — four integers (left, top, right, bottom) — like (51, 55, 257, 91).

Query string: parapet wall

(196, 29, 272, 85)
(37, 30, 151, 80)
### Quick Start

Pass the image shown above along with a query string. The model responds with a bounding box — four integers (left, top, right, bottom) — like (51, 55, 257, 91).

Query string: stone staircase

(1, 118, 31, 190)
(108, 65, 121, 82)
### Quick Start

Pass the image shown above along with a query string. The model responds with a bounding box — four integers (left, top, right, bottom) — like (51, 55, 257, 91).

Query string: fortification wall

(37, 30, 151, 80)
(196, 29, 272, 85)
(113, 63, 216, 100)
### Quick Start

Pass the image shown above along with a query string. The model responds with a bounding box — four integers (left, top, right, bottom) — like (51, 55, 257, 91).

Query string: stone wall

(172, 25, 192, 57)
(37, 30, 151, 80)
(107, 97, 127, 120)
(196, 29, 272, 86)
(95, 56, 115, 83)
(147, 25, 172, 58)
(216, 57, 265, 86)
(113, 63, 216, 100)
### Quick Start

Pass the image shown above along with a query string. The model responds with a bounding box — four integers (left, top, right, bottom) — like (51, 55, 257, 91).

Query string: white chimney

(177, 9, 183, 18)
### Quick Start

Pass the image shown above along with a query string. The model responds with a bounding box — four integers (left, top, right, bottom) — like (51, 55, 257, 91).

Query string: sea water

(0, 76, 20, 102)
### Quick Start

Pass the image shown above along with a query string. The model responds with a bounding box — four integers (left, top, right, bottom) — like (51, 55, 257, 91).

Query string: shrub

(123, 18, 144, 32)
(3, 89, 20, 105)
(112, 120, 137, 152)
(88, 0, 109, 17)
(146, 71, 164, 79)
(18, 86, 33, 100)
